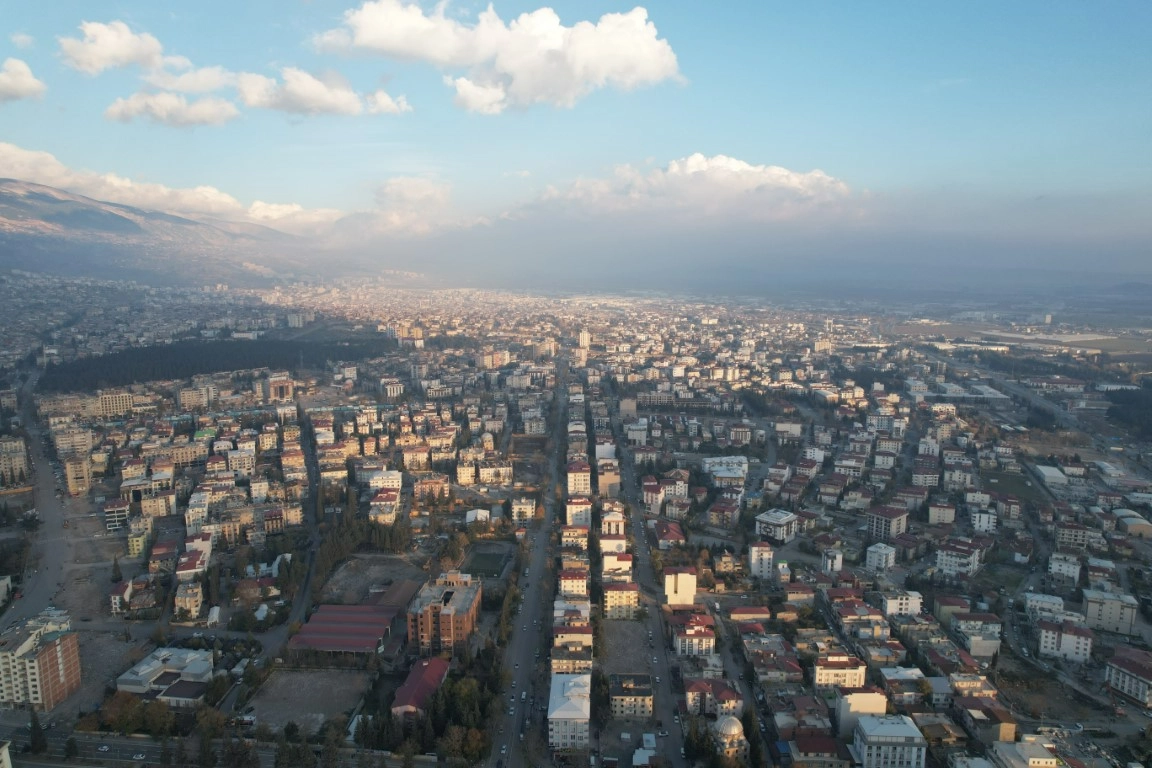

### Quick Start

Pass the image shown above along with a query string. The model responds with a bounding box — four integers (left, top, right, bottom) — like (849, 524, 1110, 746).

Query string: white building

(851, 715, 926, 768)
(874, 591, 923, 618)
(1107, 649, 1152, 707)
(1048, 552, 1081, 582)
(548, 674, 591, 750)
(866, 543, 897, 572)
(748, 542, 774, 580)
(822, 549, 844, 574)
(1036, 620, 1094, 664)
(663, 568, 697, 607)
(1082, 589, 1138, 635)
(755, 509, 799, 543)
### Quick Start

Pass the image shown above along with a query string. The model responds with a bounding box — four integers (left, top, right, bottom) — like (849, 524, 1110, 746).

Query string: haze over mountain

(0, 3, 1149, 292)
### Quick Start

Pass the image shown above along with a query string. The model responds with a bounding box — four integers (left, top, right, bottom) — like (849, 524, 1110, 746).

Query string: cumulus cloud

(58, 20, 173, 74)
(317, 1, 680, 113)
(539, 153, 852, 220)
(143, 65, 237, 93)
(366, 89, 412, 114)
(0, 58, 46, 102)
(104, 92, 240, 126)
(237, 68, 402, 116)
(10, 33, 34, 50)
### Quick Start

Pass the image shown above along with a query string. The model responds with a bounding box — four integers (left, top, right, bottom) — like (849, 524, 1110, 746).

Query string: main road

(498, 357, 567, 768)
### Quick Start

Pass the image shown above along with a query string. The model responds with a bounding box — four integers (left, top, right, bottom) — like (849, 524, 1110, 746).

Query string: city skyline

(2, 1, 1151, 285)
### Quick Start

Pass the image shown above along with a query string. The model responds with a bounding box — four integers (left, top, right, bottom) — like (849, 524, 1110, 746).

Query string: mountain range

(0, 179, 320, 285)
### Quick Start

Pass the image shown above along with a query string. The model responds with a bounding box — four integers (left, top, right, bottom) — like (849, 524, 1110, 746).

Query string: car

(514, 663, 519, 669)
(523, 625, 527, 631)
(652, 656, 658, 664)
(655, 676, 660, 683)
(97, 746, 110, 753)
(741, 594, 749, 600)
(512, 680, 517, 688)
(500, 745, 507, 755)
(508, 708, 514, 716)
(133, 754, 147, 761)
(657, 730, 669, 737)
(673, 715, 680, 723)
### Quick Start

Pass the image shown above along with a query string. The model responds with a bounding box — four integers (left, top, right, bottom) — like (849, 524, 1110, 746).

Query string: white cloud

(539, 153, 852, 220)
(246, 201, 344, 234)
(58, 20, 167, 74)
(10, 33, 34, 50)
(104, 92, 240, 126)
(366, 89, 412, 114)
(143, 65, 237, 93)
(318, 1, 680, 113)
(0, 58, 46, 102)
(237, 68, 364, 115)
(446, 76, 506, 114)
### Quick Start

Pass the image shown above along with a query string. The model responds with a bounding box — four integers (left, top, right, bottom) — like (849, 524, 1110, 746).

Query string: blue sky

(1, 1, 1150, 278)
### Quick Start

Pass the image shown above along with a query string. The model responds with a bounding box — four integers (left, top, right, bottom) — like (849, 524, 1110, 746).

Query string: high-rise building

(407, 572, 482, 655)
(0, 610, 82, 711)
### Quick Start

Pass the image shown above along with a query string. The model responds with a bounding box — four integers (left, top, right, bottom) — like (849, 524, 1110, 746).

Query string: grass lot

(973, 564, 1026, 594)
(982, 471, 1049, 505)
(466, 550, 508, 577)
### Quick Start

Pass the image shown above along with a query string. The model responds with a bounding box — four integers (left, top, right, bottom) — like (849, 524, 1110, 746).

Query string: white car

(97, 746, 110, 753)
(133, 754, 147, 761)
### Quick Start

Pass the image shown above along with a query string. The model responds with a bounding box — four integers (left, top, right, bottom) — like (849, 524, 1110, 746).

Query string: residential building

(1036, 620, 1094, 663)
(1082, 589, 1138, 635)
(851, 715, 927, 768)
(749, 542, 774, 579)
(989, 740, 1059, 768)
(663, 567, 697, 607)
(813, 652, 868, 690)
(603, 583, 640, 620)
(1107, 648, 1152, 707)
(868, 507, 908, 542)
(0, 610, 82, 711)
(756, 508, 799, 543)
(174, 581, 204, 619)
(834, 686, 888, 739)
(609, 674, 654, 719)
(684, 678, 745, 718)
(407, 571, 482, 655)
(548, 674, 591, 751)
(866, 543, 897, 571)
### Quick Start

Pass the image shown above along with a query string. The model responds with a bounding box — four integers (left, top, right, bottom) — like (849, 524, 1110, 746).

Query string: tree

(111, 555, 123, 583)
(197, 733, 217, 768)
(29, 710, 48, 754)
(65, 737, 79, 760)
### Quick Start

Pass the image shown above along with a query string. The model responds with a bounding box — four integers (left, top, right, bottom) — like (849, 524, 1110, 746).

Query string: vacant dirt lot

(321, 553, 427, 604)
(601, 619, 653, 676)
(249, 669, 369, 735)
(62, 630, 144, 723)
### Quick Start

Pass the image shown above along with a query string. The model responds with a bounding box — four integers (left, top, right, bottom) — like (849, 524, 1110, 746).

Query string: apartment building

(407, 571, 482, 655)
(813, 653, 868, 690)
(608, 674, 653, 719)
(1082, 589, 1138, 635)
(851, 715, 927, 768)
(602, 583, 640, 620)
(1037, 620, 1094, 663)
(1107, 648, 1152, 707)
(748, 542, 774, 579)
(663, 567, 697, 607)
(867, 507, 908, 542)
(0, 610, 82, 711)
(548, 674, 591, 750)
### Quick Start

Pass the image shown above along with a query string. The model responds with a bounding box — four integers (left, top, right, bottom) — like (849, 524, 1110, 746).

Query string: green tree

(29, 710, 48, 754)
(112, 555, 123, 582)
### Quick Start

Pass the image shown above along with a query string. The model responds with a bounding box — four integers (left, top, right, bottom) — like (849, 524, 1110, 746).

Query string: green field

(466, 550, 508, 577)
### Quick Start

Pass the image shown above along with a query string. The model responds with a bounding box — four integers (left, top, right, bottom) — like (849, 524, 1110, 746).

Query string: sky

(1, 1, 1150, 287)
